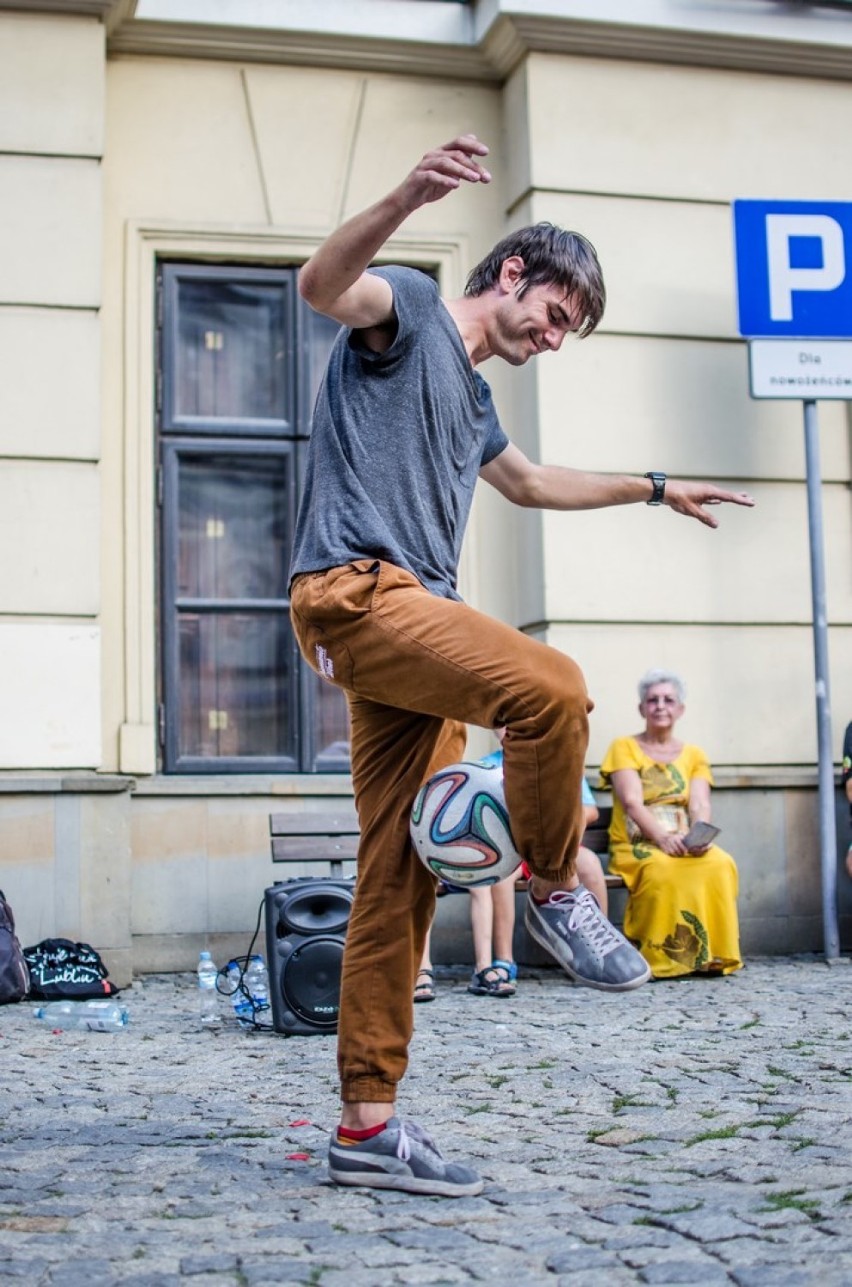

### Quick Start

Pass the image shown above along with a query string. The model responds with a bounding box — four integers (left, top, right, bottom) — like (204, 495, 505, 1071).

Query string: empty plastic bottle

(34, 999, 129, 1032)
(226, 959, 254, 1027)
(197, 950, 220, 1026)
(245, 954, 270, 1019)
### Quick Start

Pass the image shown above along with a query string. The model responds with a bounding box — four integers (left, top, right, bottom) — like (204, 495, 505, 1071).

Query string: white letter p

(766, 214, 845, 322)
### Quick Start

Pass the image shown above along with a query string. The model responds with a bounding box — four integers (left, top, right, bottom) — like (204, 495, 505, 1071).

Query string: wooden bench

(269, 805, 624, 890)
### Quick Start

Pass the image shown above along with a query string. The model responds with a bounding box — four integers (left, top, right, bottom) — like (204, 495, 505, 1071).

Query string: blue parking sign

(733, 200, 852, 338)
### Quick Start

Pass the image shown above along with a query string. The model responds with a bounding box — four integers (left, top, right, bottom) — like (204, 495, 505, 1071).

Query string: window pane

(177, 454, 290, 601)
(311, 672, 350, 771)
(175, 277, 288, 424)
(177, 612, 296, 761)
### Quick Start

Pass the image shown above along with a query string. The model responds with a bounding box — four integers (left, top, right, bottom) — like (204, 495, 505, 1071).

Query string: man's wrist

(644, 471, 667, 505)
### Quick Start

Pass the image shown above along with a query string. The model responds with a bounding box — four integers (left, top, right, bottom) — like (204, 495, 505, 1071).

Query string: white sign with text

(748, 339, 852, 400)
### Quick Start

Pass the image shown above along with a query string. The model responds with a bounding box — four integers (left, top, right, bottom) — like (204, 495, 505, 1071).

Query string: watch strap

(644, 471, 666, 506)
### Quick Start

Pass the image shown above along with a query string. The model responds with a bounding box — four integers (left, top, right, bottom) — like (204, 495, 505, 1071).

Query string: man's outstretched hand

(664, 480, 755, 529)
(401, 135, 491, 210)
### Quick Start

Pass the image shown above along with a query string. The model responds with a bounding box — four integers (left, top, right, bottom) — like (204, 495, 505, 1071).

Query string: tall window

(156, 263, 350, 773)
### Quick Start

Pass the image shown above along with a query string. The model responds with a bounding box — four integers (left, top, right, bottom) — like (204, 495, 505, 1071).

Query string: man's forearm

(522, 467, 653, 511)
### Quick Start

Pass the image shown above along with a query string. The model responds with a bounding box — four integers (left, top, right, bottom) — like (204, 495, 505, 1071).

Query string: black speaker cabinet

(264, 878, 355, 1035)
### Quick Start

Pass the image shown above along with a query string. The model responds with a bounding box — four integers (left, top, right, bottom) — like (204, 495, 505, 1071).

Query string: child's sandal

(414, 968, 437, 1003)
(467, 962, 516, 997)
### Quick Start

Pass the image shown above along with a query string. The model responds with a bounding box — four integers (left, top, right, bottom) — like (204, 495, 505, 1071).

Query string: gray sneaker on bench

(525, 885, 651, 991)
(328, 1117, 483, 1197)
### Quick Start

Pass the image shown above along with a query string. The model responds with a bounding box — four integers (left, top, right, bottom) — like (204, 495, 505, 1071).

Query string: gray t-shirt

(289, 266, 509, 599)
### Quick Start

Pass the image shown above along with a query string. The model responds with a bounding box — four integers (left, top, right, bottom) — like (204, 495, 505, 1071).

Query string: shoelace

(396, 1120, 442, 1163)
(546, 888, 624, 959)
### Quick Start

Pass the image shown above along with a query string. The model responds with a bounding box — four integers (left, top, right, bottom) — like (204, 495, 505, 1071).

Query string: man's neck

(442, 296, 492, 367)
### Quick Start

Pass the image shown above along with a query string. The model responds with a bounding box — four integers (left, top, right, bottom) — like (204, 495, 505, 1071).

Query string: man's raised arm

(297, 135, 491, 329)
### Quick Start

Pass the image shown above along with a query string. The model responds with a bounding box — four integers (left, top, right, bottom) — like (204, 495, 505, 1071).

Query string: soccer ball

(410, 761, 522, 887)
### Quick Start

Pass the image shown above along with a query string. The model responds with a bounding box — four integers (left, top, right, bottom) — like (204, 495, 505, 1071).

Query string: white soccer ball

(410, 761, 522, 887)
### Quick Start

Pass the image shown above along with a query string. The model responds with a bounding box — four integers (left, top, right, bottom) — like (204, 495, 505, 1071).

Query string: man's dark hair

(464, 222, 605, 338)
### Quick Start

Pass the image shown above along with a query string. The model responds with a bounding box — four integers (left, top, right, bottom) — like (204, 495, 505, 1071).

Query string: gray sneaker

(328, 1117, 483, 1197)
(525, 885, 651, 991)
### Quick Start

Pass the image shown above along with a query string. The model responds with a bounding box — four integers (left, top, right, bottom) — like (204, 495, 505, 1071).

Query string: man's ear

(499, 256, 526, 293)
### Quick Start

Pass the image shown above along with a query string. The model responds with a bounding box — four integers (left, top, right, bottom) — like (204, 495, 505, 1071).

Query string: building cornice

(479, 5, 852, 81)
(4, 1, 851, 82)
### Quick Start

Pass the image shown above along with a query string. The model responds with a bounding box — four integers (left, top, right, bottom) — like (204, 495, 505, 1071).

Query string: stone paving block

(546, 1245, 624, 1271)
(120, 1276, 183, 1286)
(637, 1260, 733, 1284)
(731, 1268, 836, 1287)
(179, 1252, 239, 1274)
(654, 1209, 762, 1242)
(240, 1262, 319, 1285)
(45, 1260, 115, 1285)
(555, 1273, 637, 1287)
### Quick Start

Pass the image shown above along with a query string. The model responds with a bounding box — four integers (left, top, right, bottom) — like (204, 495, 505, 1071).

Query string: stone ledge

(0, 771, 135, 794)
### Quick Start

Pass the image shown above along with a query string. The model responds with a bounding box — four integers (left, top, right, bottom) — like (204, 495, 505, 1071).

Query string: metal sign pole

(802, 398, 840, 959)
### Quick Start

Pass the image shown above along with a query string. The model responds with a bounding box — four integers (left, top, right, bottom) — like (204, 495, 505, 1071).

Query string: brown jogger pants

(290, 560, 592, 1103)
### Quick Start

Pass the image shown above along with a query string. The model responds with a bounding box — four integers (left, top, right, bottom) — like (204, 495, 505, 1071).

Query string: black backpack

(23, 938, 120, 1001)
(0, 890, 30, 1003)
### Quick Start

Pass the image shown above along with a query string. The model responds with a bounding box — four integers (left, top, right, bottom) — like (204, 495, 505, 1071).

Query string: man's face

(490, 277, 582, 367)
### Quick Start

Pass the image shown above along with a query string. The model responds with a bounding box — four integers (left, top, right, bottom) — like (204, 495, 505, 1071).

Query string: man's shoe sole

(328, 1163, 483, 1197)
(524, 907, 651, 992)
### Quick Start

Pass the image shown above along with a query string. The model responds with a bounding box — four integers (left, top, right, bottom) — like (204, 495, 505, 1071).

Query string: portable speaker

(264, 878, 355, 1036)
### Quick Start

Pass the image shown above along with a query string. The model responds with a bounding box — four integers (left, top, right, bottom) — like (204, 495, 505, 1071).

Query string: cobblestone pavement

(1, 956, 851, 1286)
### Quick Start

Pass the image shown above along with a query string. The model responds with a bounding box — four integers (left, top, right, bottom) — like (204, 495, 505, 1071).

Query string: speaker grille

(277, 885, 353, 935)
(280, 936, 344, 1027)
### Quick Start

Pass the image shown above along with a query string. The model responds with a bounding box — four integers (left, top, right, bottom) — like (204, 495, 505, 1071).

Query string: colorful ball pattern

(410, 761, 522, 886)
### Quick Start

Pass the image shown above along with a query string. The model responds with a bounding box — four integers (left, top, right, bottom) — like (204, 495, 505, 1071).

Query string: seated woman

(599, 668, 742, 979)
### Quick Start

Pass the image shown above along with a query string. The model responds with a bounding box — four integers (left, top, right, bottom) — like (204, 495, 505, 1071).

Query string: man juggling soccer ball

(288, 133, 754, 1196)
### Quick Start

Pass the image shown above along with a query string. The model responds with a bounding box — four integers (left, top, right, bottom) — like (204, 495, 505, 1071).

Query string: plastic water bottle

(226, 959, 254, 1027)
(246, 954, 270, 1019)
(34, 999, 128, 1032)
(197, 950, 220, 1026)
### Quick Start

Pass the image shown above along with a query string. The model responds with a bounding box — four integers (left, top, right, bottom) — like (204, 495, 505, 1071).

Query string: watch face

(645, 472, 665, 503)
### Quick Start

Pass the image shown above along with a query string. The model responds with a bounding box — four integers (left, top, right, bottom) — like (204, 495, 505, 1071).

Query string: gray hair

(638, 668, 686, 705)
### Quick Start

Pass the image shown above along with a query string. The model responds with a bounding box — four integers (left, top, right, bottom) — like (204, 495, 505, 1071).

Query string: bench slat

(271, 835, 360, 863)
(270, 813, 358, 838)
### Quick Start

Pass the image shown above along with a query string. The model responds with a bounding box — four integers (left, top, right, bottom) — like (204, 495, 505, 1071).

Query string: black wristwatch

(644, 471, 667, 506)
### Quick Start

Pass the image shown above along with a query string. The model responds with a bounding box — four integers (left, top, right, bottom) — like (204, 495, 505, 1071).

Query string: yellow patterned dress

(598, 737, 742, 979)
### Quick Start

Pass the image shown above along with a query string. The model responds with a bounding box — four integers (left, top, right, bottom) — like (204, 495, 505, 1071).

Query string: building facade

(0, 0, 850, 980)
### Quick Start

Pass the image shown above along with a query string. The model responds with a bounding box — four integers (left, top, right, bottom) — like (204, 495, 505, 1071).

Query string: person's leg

(471, 874, 518, 997)
(414, 930, 436, 1003)
(576, 846, 608, 917)
(339, 698, 464, 1119)
(491, 874, 517, 964)
(468, 887, 493, 973)
(467, 885, 514, 995)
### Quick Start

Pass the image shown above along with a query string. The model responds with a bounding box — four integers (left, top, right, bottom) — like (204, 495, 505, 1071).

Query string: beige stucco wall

(0, 12, 105, 770)
(489, 53, 851, 769)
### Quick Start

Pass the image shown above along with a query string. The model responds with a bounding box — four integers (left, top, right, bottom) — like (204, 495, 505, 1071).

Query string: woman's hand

(655, 831, 689, 857)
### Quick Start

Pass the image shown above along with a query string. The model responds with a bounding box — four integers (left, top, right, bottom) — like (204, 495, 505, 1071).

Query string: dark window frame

(156, 260, 350, 775)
